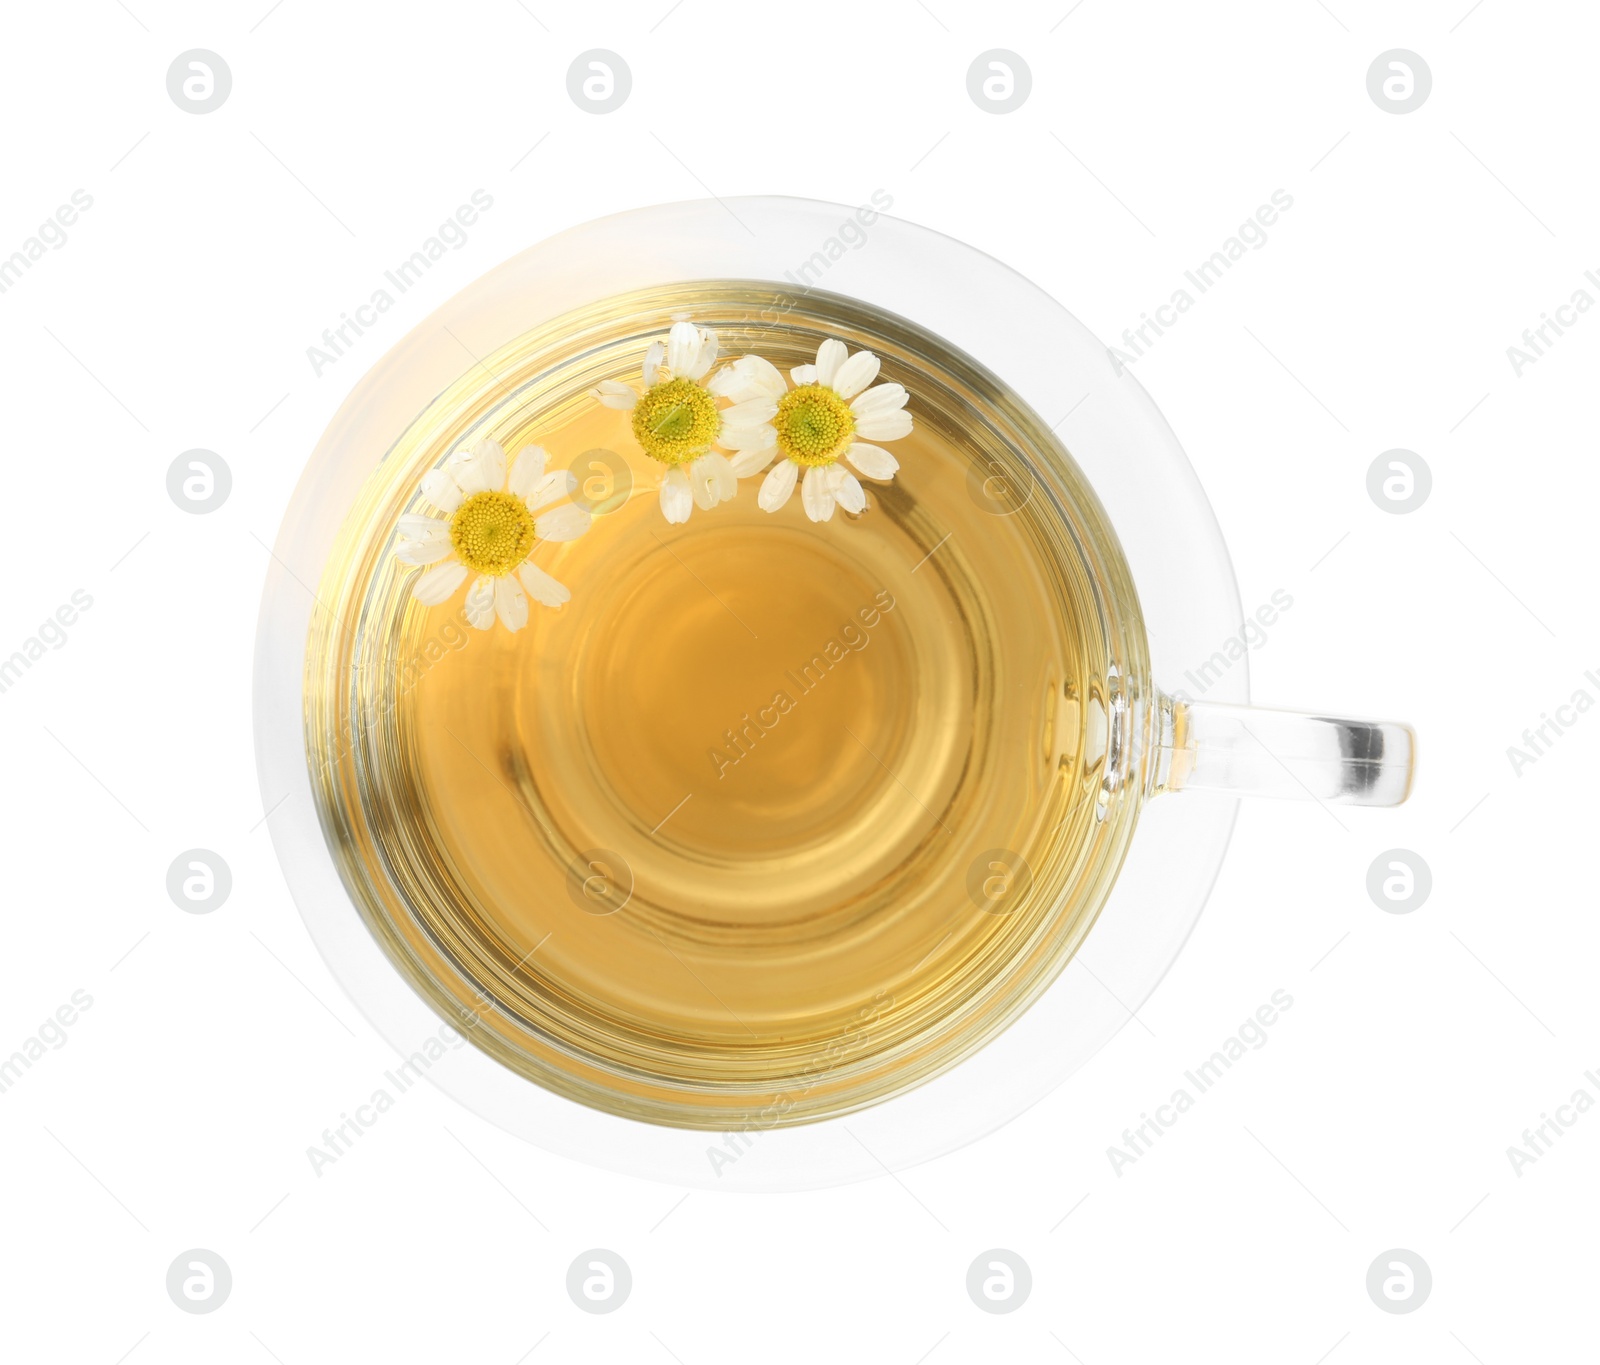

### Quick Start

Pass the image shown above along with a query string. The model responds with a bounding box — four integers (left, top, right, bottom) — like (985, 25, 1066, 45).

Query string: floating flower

(743, 338, 912, 523)
(593, 321, 776, 524)
(395, 437, 589, 631)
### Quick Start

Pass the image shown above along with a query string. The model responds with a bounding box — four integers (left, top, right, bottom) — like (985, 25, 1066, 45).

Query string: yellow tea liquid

(307, 283, 1145, 1128)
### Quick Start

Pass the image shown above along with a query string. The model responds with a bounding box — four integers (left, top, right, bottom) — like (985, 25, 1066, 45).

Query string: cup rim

(255, 195, 1247, 1190)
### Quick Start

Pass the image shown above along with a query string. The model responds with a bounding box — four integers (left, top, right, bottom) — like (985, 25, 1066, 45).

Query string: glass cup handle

(1152, 697, 1416, 807)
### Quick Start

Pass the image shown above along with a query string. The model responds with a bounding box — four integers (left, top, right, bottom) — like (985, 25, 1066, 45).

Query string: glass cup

(256, 197, 1414, 1189)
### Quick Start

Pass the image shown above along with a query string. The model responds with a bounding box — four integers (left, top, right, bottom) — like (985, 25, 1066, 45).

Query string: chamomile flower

(395, 437, 590, 631)
(592, 321, 776, 524)
(743, 338, 913, 523)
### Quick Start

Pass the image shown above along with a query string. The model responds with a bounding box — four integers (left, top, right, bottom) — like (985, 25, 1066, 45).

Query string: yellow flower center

(449, 490, 535, 576)
(775, 383, 856, 466)
(631, 377, 721, 466)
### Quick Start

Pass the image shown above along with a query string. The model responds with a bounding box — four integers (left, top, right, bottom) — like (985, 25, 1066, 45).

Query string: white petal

(463, 576, 496, 630)
(706, 450, 738, 499)
(829, 466, 867, 514)
(718, 422, 778, 453)
(801, 464, 836, 522)
(472, 436, 510, 485)
(845, 443, 900, 479)
(494, 576, 529, 632)
(850, 382, 909, 417)
(660, 467, 693, 524)
(790, 364, 818, 386)
(832, 349, 880, 400)
(854, 409, 914, 442)
(684, 327, 719, 381)
(518, 561, 570, 609)
(534, 504, 591, 543)
(450, 437, 506, 496)
(708, 354, 787, 404)
(666, 321, 701, 375)
(642, 340, 665, 388)
(507, 444, 549, 497)
(398, 514, 449, 540)
(395, 535, 453, 565)
(527, 468, 576, 512)
(720, 397, 778, 429)
(814, 339, 847, 388)
(728, 447, 774, 478)
(412, 560, 467, 605)
(689, 453, 737, 510)
(594, 381, 638, 411)
(758, 459, 798, 512)
(420, 469, 463, 513)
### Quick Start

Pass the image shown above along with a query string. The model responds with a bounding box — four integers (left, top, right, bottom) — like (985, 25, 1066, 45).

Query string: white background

(1, 1, 1593, 1360)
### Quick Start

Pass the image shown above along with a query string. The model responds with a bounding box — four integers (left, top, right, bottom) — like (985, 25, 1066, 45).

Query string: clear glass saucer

(256, 196, 1252, 1190)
